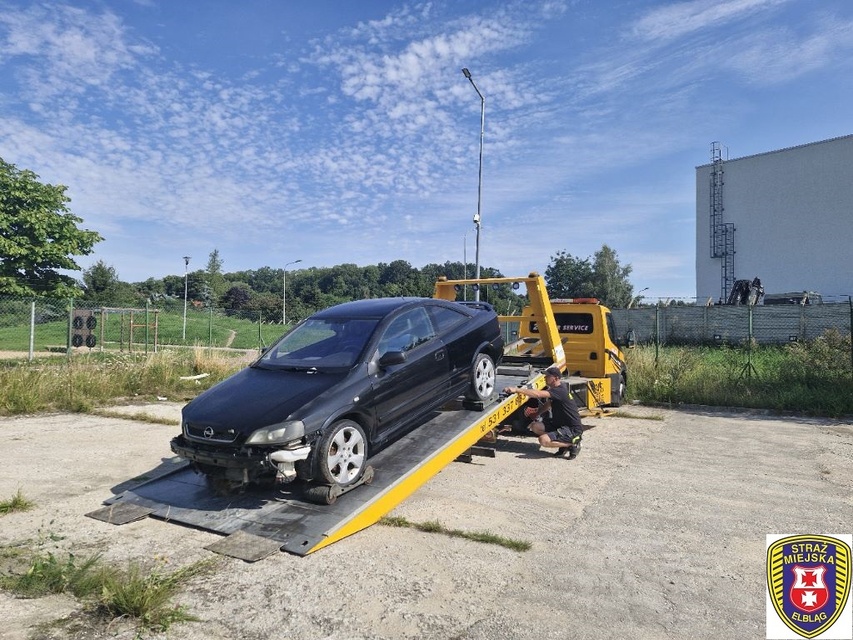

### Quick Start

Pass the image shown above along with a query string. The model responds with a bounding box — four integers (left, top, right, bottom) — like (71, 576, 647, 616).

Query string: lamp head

(462, 68, 471, 79)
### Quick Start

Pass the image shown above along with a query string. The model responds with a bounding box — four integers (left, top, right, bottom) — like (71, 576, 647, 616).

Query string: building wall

(695, 134, 853, 303)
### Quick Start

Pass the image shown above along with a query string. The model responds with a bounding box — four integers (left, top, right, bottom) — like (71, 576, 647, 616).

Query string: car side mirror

(378, 351, 406, 368)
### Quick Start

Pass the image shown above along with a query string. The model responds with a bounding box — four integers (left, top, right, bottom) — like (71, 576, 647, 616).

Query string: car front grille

(185, 422, 240, 444)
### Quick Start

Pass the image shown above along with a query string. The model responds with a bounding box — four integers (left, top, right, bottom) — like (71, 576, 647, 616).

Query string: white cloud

(631, 0, 790, 42)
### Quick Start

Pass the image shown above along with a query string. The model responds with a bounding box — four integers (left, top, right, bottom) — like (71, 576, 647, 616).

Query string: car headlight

(245, 420, 306, 445)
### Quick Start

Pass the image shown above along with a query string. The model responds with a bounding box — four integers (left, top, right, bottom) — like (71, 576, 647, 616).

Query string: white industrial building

(695, 134, 853, 304)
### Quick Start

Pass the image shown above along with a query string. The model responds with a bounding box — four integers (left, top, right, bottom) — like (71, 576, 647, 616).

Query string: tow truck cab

(516, 298, 627, 407)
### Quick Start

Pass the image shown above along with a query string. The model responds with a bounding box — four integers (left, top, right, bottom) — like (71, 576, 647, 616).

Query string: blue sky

(1, 0, 852, 300)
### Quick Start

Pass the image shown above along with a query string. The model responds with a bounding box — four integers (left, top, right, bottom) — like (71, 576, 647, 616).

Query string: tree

(0, 158, 103, 296)
(205, 249, 226, 305)
(82, 260, 119, 297)
(590, 245, 633, 308)
(222, 283, 253, 310)
(545, 251, 594, 299)
(81, 261, 141, 307)
(206, 249, 224, 276)
(545, 246, 634, 308)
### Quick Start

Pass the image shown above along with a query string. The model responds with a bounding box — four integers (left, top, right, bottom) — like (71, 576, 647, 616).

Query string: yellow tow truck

(435, 272, 628, 412)
(506, 296, 627, 411)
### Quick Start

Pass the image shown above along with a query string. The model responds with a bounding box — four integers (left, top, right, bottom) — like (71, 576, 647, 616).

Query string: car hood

(182, 365, 347, 435)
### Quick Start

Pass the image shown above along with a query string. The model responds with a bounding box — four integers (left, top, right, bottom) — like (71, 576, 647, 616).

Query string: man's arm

(503, 385, 551, 399)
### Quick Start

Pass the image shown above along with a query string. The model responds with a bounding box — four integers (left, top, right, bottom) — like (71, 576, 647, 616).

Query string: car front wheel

(313, 419, 368, 487)
(465, 352, 496, 402)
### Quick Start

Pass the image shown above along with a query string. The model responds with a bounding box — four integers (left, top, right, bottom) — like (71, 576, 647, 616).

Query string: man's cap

(542, 366, 563, 378)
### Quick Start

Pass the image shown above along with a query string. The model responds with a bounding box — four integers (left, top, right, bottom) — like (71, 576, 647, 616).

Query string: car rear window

(428, 305, 469, 333)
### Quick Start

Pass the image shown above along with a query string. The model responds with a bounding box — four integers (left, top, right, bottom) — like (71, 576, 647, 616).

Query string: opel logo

(203, 427, 215, 438)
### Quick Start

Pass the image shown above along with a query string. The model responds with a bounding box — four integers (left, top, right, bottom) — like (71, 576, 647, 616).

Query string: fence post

(655, 305, 660, 366)
(67, 299, 74, 357)
(29, 301, 35, 362)
(145, 300, 150, 356)
(849, 296, 853, 379)
(209, 307, 213, 347)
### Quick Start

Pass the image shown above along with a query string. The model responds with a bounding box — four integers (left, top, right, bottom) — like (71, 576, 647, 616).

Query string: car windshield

(255, 317, 380, 369)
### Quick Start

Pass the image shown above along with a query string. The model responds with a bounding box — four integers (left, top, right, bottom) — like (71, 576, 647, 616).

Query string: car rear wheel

(313, 419, 368, 487)
(465, 352, 496, 402)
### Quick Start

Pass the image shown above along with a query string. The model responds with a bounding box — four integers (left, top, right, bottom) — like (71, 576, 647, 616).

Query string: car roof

(311, 297, 453, 320)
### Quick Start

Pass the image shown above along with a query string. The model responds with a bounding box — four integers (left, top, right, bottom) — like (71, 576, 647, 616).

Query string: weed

(96, 558, 216, 632)
(0, 350, 246, 417)
(0, 551, 101, 598)
(0, 545, 217, 634)
(624, 337, 853, 417)
(0, 489, 34, 515)
(379, 516, 532, 551)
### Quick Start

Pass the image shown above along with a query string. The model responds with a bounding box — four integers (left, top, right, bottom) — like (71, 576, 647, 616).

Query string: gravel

(1, 402, 851, 639)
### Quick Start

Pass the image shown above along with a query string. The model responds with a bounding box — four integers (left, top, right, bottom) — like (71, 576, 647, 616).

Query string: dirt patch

(0, 404, 851, 639)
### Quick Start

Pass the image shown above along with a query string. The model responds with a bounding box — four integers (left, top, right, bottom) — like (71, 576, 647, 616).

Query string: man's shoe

(553, 446, 568, 457)
(568, 442, 582, 459)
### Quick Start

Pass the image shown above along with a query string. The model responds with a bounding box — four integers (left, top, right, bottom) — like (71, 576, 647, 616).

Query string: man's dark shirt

(546, 383, 582, 430)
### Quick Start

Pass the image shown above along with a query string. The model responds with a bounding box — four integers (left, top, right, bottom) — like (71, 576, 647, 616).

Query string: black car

(170, 297, 504, 494)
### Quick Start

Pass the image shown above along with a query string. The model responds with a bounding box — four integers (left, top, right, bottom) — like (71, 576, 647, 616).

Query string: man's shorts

(547, 426, 580, 444)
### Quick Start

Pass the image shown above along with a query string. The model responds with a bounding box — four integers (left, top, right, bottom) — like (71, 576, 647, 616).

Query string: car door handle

(434, 351, 445, 361)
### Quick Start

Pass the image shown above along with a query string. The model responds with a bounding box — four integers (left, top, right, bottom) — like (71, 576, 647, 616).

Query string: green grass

(0, 328, 851, 418)
(0, 307, 286, 352)
(0, 550, 103, 598)
(0, 544, 216, 633)
(380, 516, 532, 551)
(625, 330, 853, 417)
(95, 558, 216, 631)
(0, 489, 35, 515)
(0, 348, 246, 416)
(91, 408, 180, 425)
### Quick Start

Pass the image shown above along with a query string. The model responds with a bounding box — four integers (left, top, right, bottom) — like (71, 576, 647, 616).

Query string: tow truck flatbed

(93, 371, 540, 558)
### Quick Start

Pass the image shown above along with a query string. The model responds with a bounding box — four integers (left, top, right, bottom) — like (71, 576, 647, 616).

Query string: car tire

(313, 419, 368, 487)
(465, 352, 496, 402)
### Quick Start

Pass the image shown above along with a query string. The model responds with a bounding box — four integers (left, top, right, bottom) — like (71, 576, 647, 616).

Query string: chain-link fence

(3, 294, 851, 367)
(0, 295, 288, 359)
(611, 303, 853, 345)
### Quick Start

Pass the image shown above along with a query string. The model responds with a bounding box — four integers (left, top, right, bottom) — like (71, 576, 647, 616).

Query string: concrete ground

(0, 402, 851, 639)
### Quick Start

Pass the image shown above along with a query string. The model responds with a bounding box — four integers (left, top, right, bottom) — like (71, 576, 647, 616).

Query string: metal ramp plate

(101, 372, 539, 556)
(204, 530, 283, 562)
(86, 502, 154, 525)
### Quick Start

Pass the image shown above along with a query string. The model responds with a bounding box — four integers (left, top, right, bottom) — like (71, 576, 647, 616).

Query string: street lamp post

(628, 287, 649, 309)
(462, 67, 485, 301)
(182, 256, 191, 341)
(463, 232, 468, 301)
(283, 259, 302, 325)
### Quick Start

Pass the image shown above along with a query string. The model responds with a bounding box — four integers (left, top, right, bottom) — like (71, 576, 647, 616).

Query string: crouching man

(503, 366, 583, 459)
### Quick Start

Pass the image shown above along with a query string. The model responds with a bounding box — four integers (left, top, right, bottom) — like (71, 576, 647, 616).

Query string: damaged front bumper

(170, 435, 312, 484)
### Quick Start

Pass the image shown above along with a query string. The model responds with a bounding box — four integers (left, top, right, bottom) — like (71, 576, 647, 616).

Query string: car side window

(427, 305, 469, 333)
(377, 308, 436, 357)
